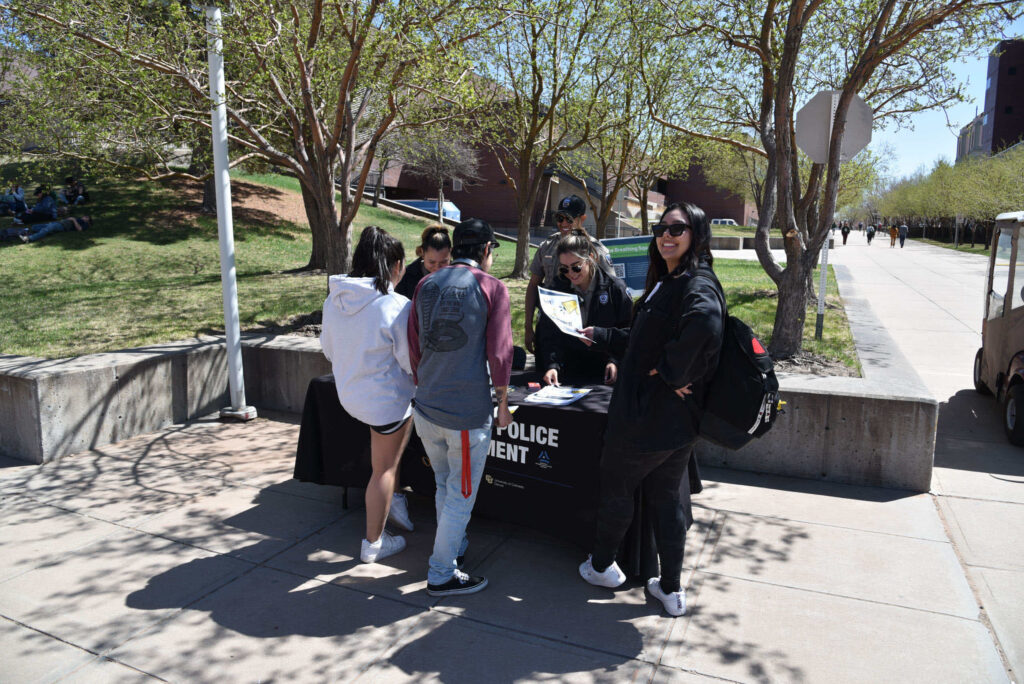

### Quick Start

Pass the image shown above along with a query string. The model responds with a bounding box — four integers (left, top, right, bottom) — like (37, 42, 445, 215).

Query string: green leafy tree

(474, 0, 619, 277)
(3, 0, 504, 274)
(646, 0, 1022, 357)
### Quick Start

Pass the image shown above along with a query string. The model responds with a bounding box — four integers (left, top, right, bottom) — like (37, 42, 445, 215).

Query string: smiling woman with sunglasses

(535, 233, 632, 387)
(577, 201, 725, 617)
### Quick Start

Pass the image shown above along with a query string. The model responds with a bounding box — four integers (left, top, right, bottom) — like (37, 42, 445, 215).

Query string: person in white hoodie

(321, 225, 416, 564)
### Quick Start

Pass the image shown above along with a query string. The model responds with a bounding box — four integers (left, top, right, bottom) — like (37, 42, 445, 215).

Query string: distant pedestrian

(898, 224, 908, 248)
(841, 223, 851, 245)
(889, 224, 898, 248)
(866, 224, 875, 245)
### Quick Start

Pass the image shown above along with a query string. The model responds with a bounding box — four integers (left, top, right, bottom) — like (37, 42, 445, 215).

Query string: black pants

(592, 443, 693, 593)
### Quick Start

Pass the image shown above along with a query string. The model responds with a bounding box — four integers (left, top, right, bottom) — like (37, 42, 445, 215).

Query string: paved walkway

(0, 231, 1018, 683)
(828, 231, 1023, 682)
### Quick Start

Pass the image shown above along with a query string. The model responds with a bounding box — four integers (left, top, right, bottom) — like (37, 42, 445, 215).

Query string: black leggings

(591, 443, 693, 593)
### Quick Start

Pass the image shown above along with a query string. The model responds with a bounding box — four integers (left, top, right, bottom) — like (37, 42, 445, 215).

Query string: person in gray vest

(408, 218, 514, 596)
(524, 194, 612, 356)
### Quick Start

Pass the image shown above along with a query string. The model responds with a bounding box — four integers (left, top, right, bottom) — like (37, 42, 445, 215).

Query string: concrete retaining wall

(0, 338, 228, 464)
(240, 334, 330, 414)
(739, 237, 835, 250)
(696, 374, 937, 492)
(0, 334, 938, 491)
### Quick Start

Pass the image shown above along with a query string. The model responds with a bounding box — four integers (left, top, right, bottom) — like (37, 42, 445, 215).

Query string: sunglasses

(555, 213, 574, 223)
(558, 262, 587, 275)
(652, 223, 690, 238)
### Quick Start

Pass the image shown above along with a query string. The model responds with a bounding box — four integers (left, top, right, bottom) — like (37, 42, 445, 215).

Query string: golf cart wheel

(974, 348, 992, 396)
(1003, 384, 1024, 447)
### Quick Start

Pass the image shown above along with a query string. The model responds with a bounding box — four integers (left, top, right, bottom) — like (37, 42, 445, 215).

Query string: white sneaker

(388, 492, 414, 531)
(647, 577, 686, 616)
(360, 531, 406, 563)
(578, 555, 626, 588)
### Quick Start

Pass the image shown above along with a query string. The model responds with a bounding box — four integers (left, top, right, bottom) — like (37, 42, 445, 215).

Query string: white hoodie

(320, 275, 414, 427)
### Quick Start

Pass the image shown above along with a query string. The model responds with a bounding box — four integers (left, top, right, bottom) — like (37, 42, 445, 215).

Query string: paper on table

(523, 385, 592, 406)
(538, 287, 590, 341)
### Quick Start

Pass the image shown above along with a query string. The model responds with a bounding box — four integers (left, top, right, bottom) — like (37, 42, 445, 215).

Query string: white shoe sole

(426, 577, 488, 596)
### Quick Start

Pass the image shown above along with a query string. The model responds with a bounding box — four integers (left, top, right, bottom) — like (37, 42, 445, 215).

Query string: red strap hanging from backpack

(461, 430, 472, 498)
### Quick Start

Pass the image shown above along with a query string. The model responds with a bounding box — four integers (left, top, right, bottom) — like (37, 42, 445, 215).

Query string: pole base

(220, 406, 258, 422)
(814, 313, 825, 340)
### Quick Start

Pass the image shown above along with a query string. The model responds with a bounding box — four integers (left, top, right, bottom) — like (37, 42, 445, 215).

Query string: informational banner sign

(601, 235, 651, 296)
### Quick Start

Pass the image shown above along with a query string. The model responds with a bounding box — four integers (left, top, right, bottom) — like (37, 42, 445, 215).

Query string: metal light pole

(206, 4, 256, 422)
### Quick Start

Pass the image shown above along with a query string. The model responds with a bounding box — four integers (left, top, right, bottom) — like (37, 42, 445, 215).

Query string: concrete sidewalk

(828, 231, 1023, 682)
(0, 411, 1007, 683)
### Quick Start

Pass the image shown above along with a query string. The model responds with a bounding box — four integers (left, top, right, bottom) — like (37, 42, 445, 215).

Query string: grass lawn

(913, 237, 991, 257)
(710, 225, 758, 237)
(0, 168, 857, 372)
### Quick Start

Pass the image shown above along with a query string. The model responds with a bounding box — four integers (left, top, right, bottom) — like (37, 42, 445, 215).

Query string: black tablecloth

(294, 371, 658, 579)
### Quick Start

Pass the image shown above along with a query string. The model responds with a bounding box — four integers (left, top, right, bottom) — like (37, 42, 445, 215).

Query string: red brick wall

(663, 165, 758, 226)
(388, 147, 546, 232)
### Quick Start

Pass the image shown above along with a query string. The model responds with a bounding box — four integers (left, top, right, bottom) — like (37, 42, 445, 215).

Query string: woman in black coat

(578, 201, 724, 617)
(535, 232, 633, 386)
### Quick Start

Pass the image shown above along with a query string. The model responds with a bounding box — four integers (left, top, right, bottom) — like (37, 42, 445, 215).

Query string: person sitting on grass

(60, 177, 88, 205)
(13, 186, 60, 224)
(19, 215, 92, 244)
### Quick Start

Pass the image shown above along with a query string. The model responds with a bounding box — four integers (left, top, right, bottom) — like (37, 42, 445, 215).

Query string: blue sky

(871, 16, 1024, 180)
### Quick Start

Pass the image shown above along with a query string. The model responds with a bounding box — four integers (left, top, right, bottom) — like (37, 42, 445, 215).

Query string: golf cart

(974, 211, 1024, 445)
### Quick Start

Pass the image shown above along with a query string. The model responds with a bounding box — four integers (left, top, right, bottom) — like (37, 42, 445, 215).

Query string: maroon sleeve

(476, 270, 513, 386)
(407, 279, 423, 383)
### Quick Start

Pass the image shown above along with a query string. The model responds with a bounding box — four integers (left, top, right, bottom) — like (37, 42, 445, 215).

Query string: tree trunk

(300, 163, 347, 274)
(770, 263, 811, 358)
(638, 185, 650, 235)
(188, 139, 216, 214)
(201, 176, 217, 214)
(513, 203, 533, 278)
(372, 167, 384, 207)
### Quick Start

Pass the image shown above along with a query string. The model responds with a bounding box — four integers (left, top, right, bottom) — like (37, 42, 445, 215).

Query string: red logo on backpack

(751, 338, 766, 355)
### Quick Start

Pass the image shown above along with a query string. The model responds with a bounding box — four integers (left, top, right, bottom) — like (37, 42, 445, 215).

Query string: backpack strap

(690, 269, 728, 319)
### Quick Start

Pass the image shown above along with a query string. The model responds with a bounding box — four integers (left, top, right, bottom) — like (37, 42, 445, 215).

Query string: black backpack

(693, 272, 782, 450)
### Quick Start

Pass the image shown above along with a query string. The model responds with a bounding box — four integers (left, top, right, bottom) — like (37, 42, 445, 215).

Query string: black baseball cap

(453, 218, 498, 248)
(555, 194, 586, 220)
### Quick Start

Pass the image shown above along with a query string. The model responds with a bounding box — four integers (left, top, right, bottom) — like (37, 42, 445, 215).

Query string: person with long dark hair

(536, 232, 632, 386)
(321, 225, 416, 564)
(579, 202, 724, 616)
(396, 224, 452, 298)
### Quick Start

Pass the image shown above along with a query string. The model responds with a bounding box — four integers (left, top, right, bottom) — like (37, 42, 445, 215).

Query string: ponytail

(349, 225, 405, 295)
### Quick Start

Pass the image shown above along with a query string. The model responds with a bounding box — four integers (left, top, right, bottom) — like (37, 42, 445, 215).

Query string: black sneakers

(427, 569, 488, 596)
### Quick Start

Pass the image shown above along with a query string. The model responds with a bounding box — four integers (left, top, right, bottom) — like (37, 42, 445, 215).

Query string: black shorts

(369, 415, 411, 436)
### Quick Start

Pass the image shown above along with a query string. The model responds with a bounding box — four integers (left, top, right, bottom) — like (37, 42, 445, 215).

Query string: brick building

(957, 38, 1024, 161)
(377, 144, 755, 234)
(662, 164, 759, 226)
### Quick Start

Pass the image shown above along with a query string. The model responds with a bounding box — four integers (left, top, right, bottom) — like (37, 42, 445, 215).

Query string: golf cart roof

(995, 211, 1024, 223)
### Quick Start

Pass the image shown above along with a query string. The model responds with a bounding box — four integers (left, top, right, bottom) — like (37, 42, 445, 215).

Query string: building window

(453, 179, 463, 192)
(987, 76, 992, 89)
(1006, 106, 1014, 115)
(982, 112, 989, 125)
(1010, 66, 1018, 76)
